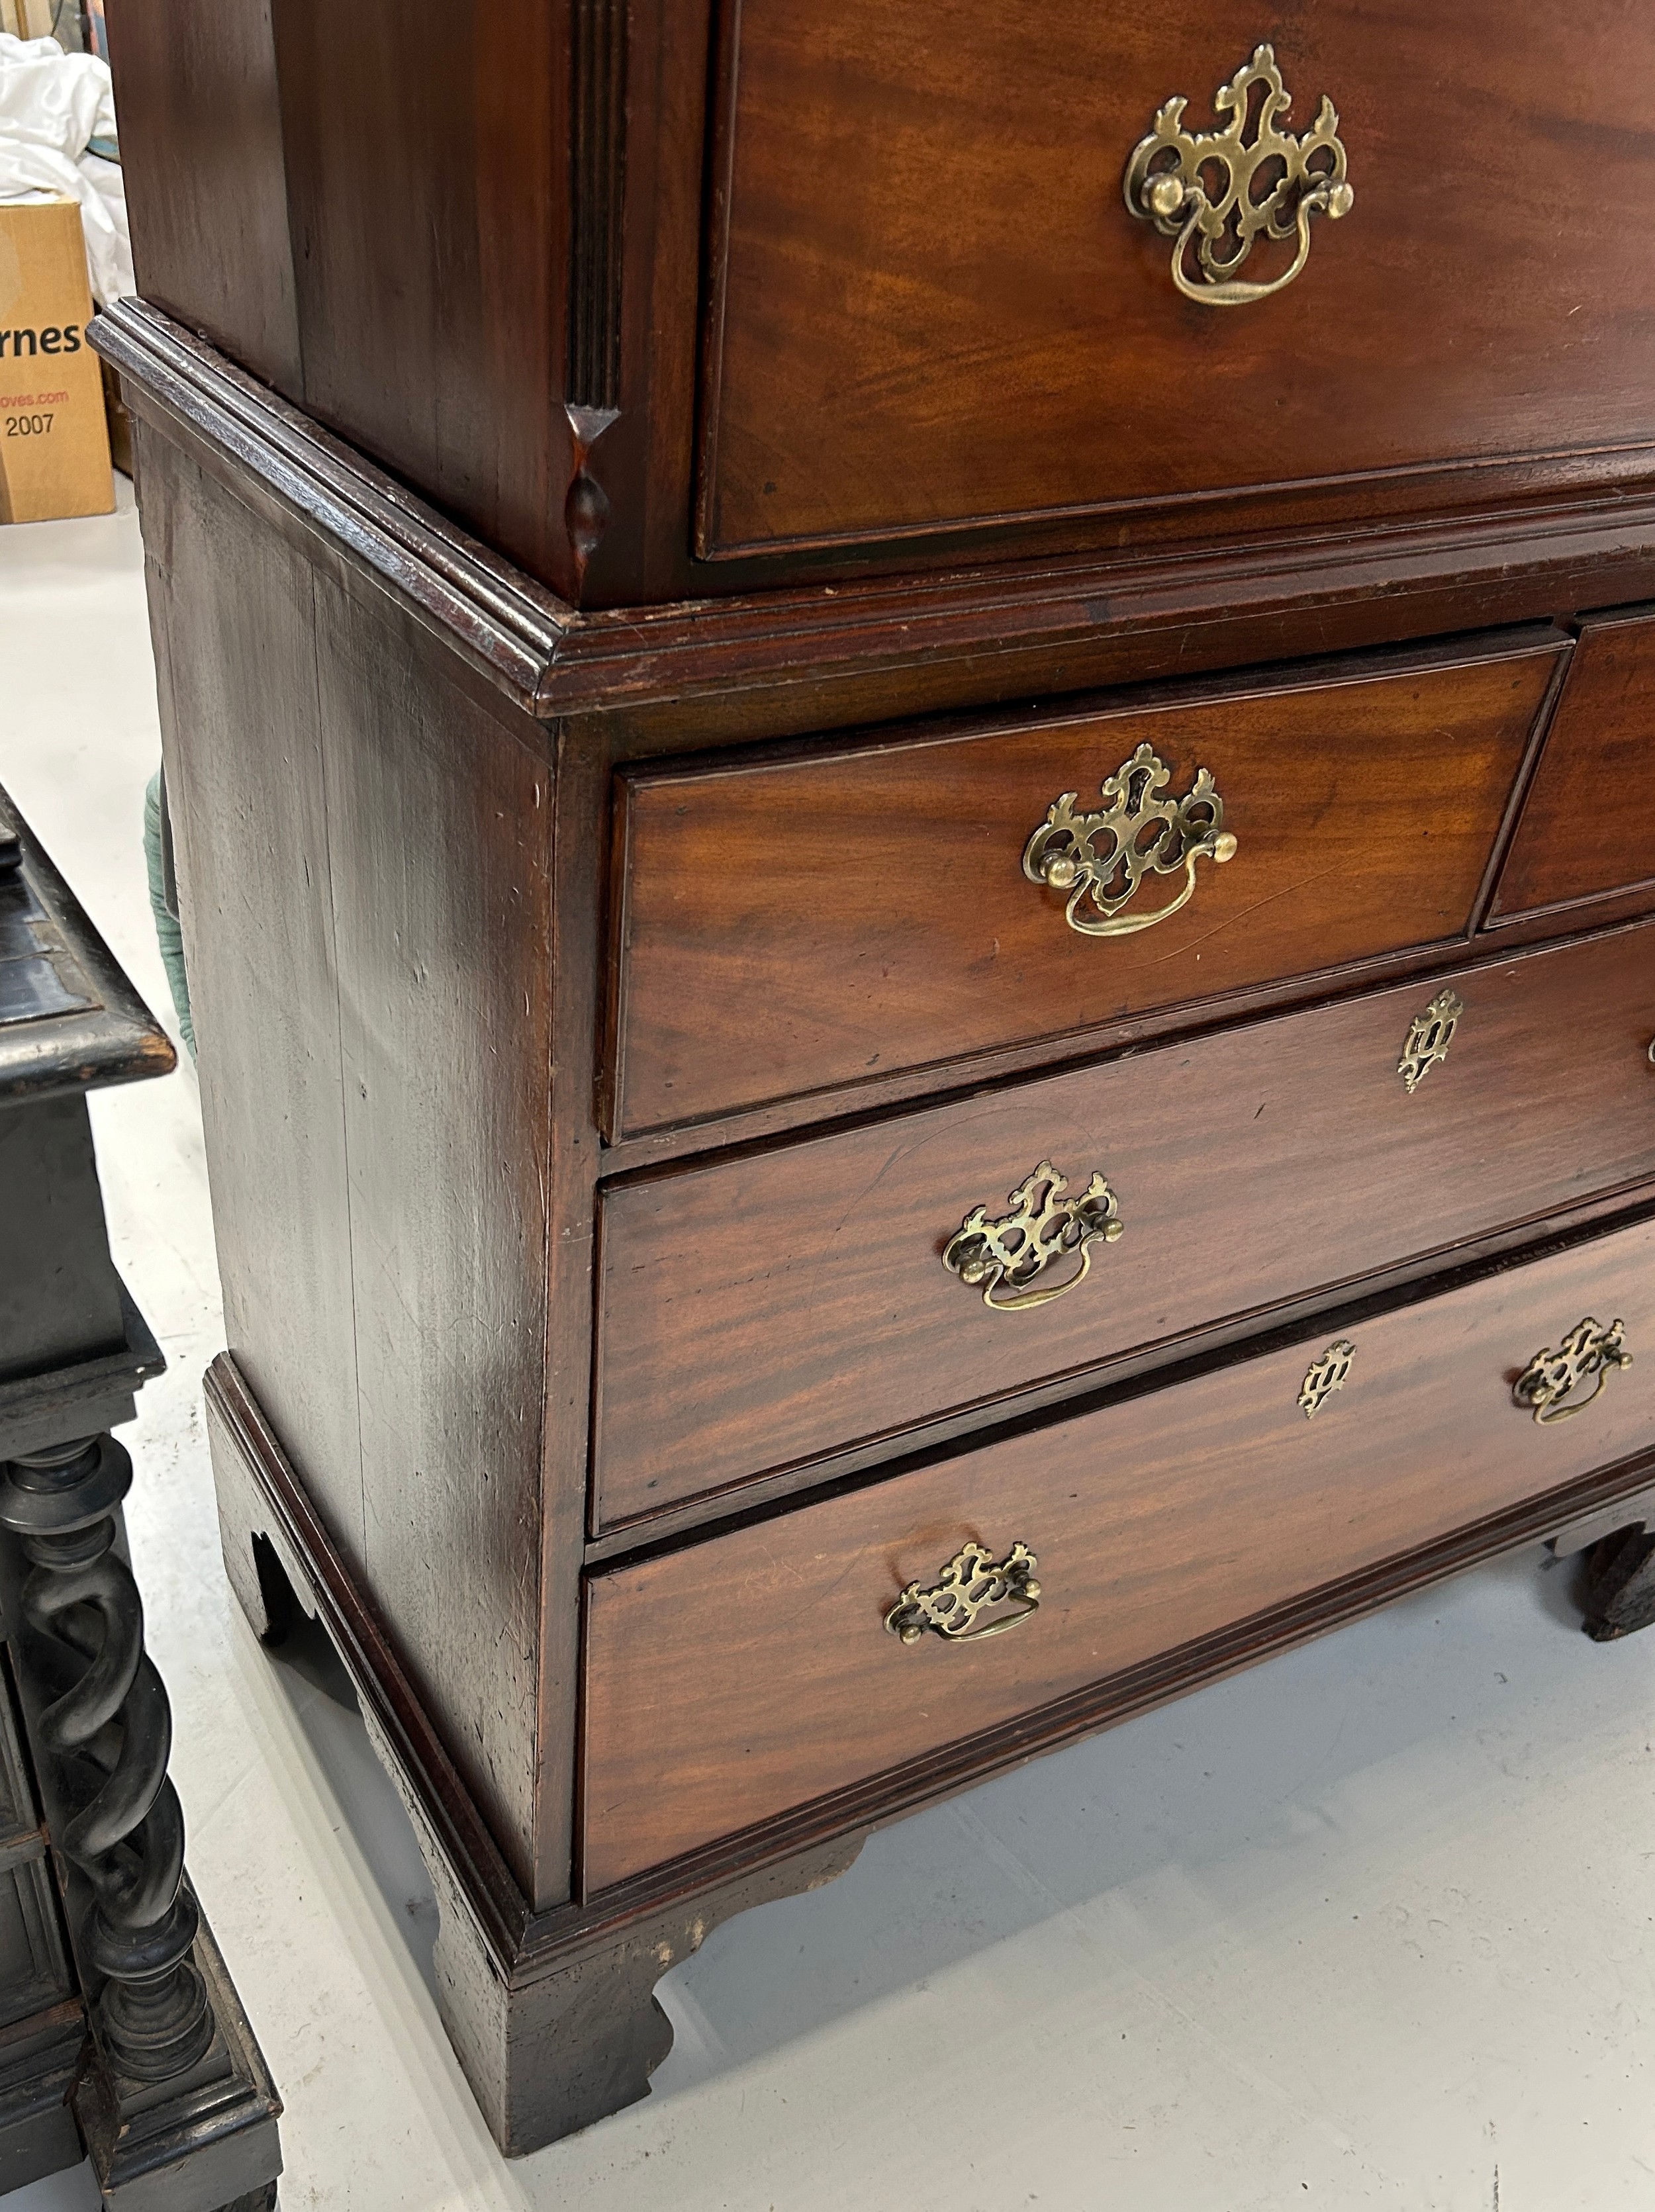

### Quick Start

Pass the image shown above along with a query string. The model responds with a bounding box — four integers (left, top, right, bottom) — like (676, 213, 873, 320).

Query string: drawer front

(595, 920, 1655, 1528)
(610, 635, 1561, 1134)
(1491, 612, 1655, 921)
(699, 5, 1655, 559)
(583, 1211, 1655, 1889)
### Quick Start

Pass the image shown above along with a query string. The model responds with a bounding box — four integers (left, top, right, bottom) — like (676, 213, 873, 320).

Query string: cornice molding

(95, 299, 1655, 725)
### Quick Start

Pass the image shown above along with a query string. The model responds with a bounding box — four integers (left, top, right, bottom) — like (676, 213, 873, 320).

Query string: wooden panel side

(311, 576, 556, 1900)
(269, 0, 577, 596)
(583, 1213, 1655, 1886)
(1491, 612, 1655, 919)
(613, 640, 1561, 1133)
(0, 1099, 126, 1384)
(594, 921, 1655, 1525)
(140, 429, 366, 1571)
(105, 0, 302, 394)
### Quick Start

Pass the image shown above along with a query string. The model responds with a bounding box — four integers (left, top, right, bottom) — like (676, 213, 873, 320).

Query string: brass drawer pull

(1023, 743, 1236, 939)
(1397, 989, 1464, 1094)
(1514, 1317, 1632, 1424)
(885, 1541, 1041, 1645)
(1123, 43, 1353, 307)
(944, 1160, 1122, 1312)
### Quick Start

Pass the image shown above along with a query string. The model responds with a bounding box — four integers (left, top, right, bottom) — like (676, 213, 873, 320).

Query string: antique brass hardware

(943, 1160, 1122, 1312)
(885, 1541, 1041, 1645)
(1299, 1339, 1356, 1418)
(1397, 989, 1464, 1095)
(1123, 43, 1352, 306)
(1514, 1317, 1632, 1424)
(1023, 743, 1236, 939)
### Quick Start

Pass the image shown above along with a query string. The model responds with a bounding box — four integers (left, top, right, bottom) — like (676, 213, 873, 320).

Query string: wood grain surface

(1491, 610, 1655, 920)
(583, 1211, 1655, 1888)
(150, 430, 558, 1898)
(105, 0, 301, 394)
(702, 3, 1655, 555)
(611, 635, 1562, 1133)
(153, 439, 367, 1579)
(308, 575, 557, 1901)
(594, 920, 1655, 1526)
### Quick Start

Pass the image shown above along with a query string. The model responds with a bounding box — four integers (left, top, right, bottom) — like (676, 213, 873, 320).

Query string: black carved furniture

(0, 791, 281, 2210)
(92, 0, 1655, 2164)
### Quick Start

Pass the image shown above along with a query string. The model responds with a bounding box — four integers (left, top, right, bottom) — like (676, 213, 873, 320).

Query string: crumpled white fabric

(0, 32, 131, 306)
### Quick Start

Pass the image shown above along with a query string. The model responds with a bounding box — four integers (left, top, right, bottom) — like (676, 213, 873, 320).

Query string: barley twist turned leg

(0, 1433, 214, 2083)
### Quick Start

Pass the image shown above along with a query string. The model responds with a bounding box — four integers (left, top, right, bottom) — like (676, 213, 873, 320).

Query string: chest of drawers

(99, 0, 1655, 2158)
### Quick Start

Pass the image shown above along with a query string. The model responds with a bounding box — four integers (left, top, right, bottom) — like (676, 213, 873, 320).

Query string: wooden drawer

(609, 633, 1562, 1135)
(1491, 612, 1655, 923)
(594, 919, 1655, 1528)
(583, 1209, 1655, 1889)
(700, 5, 1655, 562)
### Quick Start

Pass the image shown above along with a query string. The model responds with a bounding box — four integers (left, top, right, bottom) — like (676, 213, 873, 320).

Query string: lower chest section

(579, 607, 1655, 1898)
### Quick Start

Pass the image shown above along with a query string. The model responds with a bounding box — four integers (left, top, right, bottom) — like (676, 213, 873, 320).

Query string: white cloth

(0, 32, 131, 306)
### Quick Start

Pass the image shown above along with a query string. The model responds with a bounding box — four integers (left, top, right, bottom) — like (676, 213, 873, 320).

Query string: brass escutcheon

(1513, 1316, 1632, 1424)
(885, 1541, 1041, 1646)
(1299, 1339, 1356, 1418)
(943, 1160, 1122, 1312)
(1398, 988, 1464, 1094)
(1123, 43, 1353, 306)
(1023, 743, 1235, 939)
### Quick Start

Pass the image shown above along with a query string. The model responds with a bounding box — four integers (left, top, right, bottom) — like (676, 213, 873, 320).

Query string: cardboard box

(0, 198, 113, 524)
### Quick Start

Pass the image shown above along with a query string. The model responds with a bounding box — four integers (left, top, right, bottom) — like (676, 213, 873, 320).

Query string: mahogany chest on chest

(99, 0, 1655, 2152)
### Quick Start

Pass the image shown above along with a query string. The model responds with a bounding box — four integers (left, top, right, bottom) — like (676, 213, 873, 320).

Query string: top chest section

(118, 0, 1655, 608)
(698, 4, 1654, 569)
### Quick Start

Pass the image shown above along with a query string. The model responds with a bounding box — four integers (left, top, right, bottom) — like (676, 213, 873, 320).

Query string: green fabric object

(143, 768, 194, 1057)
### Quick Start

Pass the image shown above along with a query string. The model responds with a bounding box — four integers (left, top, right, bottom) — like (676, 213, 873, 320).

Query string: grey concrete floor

(3, 486, 1654, 2209)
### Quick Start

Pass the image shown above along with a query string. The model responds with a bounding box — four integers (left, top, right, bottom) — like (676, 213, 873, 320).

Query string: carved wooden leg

(1545, 1483, 1655, 1641)
(1581, 1526, 1655, 1641)
(0, 1434, 213, 2084)
(0, 1432, 283, 2211)
(207, 1354, 869, 2155)
(363, 1714, 866, 2155)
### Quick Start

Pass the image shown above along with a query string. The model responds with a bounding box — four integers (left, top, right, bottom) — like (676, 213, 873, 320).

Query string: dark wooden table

(0, 788, 281, 2211)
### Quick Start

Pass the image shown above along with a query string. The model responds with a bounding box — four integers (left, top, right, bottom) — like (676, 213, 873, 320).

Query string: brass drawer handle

(944, 1160, 1122, 1312)
(1514, 1317, 1632, 1424)
(1023, 743, 1236, 939)
(1123, 43, 1352, 307)
(886, 1541, 1041, 1645)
